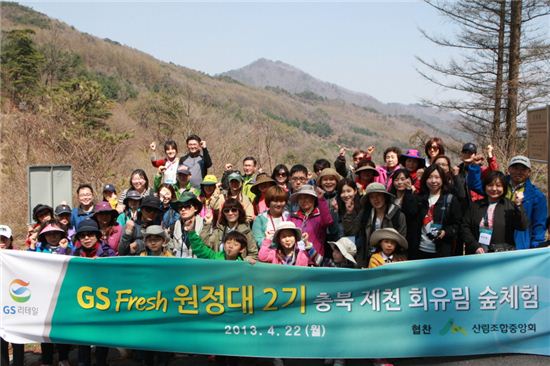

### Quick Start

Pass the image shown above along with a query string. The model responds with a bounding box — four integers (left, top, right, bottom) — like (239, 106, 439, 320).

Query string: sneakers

(333, 360, 345, 366)
(58, 361, 71, 366)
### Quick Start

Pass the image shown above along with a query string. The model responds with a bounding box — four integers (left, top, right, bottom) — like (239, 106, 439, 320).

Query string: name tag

(479, 227, 493, 246)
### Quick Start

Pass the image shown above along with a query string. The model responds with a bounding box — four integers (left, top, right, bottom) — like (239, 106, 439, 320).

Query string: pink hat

(399, 149, 426, 168)
(38, 224, 66, 242)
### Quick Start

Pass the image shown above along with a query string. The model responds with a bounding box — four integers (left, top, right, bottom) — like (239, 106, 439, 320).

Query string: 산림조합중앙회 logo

(9, 279, 31, 303)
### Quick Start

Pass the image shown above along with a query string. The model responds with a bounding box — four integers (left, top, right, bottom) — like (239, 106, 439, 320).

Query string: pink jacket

(102, 224, 123, 255)
(289, 196, 333, 256)
(258, 238, 309, 266)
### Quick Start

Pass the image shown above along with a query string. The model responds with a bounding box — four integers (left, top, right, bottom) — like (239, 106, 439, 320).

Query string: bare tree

(417, 0, 550, 160)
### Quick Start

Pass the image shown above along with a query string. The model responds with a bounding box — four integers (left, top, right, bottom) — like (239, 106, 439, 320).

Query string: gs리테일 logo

(9, 279, 31, 303)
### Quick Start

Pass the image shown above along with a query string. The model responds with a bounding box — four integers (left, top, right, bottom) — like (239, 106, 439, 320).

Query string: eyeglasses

(291, 177, 307, 182)
(223, 208, 239, 214)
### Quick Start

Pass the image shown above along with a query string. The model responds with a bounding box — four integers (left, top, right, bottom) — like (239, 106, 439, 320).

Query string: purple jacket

(290, 196, 333, 256)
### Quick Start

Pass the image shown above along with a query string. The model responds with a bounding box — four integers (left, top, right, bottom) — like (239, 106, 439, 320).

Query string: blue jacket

(467, 165, 547, 249)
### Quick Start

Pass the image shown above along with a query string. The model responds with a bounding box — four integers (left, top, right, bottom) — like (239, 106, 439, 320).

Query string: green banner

(1, 249, 549, 358)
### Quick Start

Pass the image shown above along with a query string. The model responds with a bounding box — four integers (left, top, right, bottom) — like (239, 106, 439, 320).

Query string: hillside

(221, 58, 467, 139)
(0, 2, 463, 236)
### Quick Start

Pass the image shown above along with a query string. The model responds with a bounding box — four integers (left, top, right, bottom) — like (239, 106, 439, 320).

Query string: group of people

(1, 134, 549, 366)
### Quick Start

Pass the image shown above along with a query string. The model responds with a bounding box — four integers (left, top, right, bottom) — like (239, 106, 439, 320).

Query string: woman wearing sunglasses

(201, 198, 258, 263)
(271, 164, 290, 192)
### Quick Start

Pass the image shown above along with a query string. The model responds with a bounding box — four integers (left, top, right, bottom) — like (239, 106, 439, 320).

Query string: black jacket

(461, 197, 528, 252)
(412, 192, 462, 258)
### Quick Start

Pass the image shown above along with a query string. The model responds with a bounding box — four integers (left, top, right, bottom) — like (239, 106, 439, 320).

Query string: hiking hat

(370, 228, 408, 250)
(272, 221, 302, 246)
(171, 192, 203, 212)
(328, 237, 357, 264)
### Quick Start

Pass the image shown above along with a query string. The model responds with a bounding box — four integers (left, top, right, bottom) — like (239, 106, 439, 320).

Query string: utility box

(28, 165, 72, 224)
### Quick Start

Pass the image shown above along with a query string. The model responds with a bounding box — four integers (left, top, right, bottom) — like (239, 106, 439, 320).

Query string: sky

(20, 1, 461, 105)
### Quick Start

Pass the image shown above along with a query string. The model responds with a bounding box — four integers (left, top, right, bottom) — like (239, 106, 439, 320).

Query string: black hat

(54, 204, 72, 216)
(140, 195, 162, 211)
(32, 204, 53, 222)
(461, 143, 477, 154)
(123, 190, 142, 206)
(103, 184, 116, 193)
(76, 218, 100, 236)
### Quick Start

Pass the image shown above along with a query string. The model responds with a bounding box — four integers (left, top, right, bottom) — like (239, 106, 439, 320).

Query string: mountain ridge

(221, 58, 465, 137)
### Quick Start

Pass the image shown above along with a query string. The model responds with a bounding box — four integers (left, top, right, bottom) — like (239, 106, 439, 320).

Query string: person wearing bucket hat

(251, 173, 277, 215)
(399, 149, 426, 192)
(259, 221, 309, 266)
(117, 189, 142, 227)
(140, 225, 173, 257)
(225, 170, 255, 222)
(199, 175, 225, 224)
(92, 201, 123, 254)
(327, 237, 357, 268)
(355, 182, 406, 267)
(200, 198, 258, 263)
(119, 196, 162, 256)
(466, 154, 547, 250)
(317, 167, 344, 245)
(70, 221, 114, 365)
(368, 228, 408, 268)
(28, 220, 73, 364)
(168, 192, 206, 258)
(354, 160, 381, 196)
(31, 221, 71, 254)
(289, 184, 333, 257)
(25, 204, 55, 249)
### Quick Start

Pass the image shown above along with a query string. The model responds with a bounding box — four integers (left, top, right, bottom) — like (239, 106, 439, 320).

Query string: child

(289, 184, 333, 257)
(70, 219, 114, 366)
(368, 228, 408, 268)
(0, 225, 25, 366)
(117, 190, 142, 226)
(102, 183, 118, 209)
(327, 237, 357, 268)
(399, 149, 426, 192)
(25, 204, 54, 249)
(189, 229, 247, 261)
(30, 221, 72, 255)
(28, 221, 73, 365)
(141, 225, 173, 257)
(55, 204, 75, 240)
(151, 140, 180, 191)
(259, 222, 309, 266)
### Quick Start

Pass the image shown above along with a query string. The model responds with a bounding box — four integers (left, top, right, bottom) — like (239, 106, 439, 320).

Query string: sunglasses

(79, 232, 96, 238)
(223, 208, 239, 214)
(277, 172, 287, 176)
(179, 204, 194, 210)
